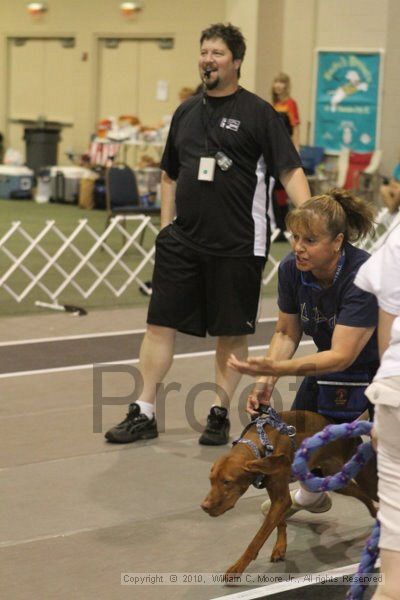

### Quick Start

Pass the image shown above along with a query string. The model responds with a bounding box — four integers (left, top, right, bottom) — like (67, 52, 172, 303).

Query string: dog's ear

(245, 453, 291, 476)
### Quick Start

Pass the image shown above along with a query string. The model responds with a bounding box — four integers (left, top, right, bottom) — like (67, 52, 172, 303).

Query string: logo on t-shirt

(220, 118, 240, 131)
(301, 302, 336, 329)
(312, 307, 328, 324)
(300, 303, 309, 322)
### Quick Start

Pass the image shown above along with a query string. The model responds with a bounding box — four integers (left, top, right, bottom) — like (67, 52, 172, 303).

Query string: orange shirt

(273, 97, 300, 128)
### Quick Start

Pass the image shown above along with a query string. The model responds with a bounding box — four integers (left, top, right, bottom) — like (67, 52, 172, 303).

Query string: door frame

(93, 34, 174, 127)
(5, 35, 76, 143)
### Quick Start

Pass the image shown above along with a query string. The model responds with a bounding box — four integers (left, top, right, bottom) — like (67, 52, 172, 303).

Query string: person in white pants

(355, 224, 400, 600)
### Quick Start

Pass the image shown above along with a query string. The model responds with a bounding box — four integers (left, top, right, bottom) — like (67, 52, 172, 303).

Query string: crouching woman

(228, 189, 379, 516)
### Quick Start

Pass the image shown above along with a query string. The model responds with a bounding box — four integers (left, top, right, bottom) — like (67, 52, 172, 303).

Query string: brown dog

(201, 410, 377, 576)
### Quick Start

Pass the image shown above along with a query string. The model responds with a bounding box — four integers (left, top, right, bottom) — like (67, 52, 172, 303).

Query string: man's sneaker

(105, 403, 158, 444)
(261, 489, 332, 518)
(198, 406, 230, 446)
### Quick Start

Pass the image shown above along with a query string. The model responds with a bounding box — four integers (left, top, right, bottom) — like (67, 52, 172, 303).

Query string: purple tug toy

(292, 420, 379, 600)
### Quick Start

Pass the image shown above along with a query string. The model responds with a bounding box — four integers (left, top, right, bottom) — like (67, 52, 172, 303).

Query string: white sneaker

(261, 489, 332, 518)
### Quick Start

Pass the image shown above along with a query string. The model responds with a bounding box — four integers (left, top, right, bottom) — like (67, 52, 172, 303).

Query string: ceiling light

(120, 2, 143, 17)
(26, 2, 48, 16)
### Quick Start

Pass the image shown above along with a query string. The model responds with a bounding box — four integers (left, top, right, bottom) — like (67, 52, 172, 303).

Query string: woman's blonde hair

(285, 188, 376, 244)
(272, 72, 291, 103)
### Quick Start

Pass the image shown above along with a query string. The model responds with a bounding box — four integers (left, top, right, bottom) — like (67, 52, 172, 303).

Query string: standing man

(105, 23, 310, 446)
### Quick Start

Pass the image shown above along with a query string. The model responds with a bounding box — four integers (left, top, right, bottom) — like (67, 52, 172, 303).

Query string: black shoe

(199, 406, 230, 446)
(273, 231, 288, 242)
(105, 403, 158, 444)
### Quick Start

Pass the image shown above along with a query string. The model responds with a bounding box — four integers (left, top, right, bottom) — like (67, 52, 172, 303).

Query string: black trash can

(24, 128, 61, 175)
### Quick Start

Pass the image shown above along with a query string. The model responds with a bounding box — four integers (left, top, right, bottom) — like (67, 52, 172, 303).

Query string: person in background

(178, 86, 196, 103)
(272, 72, 300, 151)
(271, 73, 301, 241)
(158, 87, 197, 140)
(354, 225, 400, 600)
(228, 189, 379, 516)
(105, 23, 310, 447)
(380, 160, 400, 215)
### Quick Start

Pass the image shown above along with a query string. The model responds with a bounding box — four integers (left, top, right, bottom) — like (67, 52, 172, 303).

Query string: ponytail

(286, 188, 376, 243)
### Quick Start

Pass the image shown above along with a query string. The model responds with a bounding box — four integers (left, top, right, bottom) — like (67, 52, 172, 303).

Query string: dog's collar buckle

(252, 474, 266, 489)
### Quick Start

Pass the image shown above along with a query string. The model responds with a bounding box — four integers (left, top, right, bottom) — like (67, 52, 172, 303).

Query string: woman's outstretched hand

(227, 354, 279, 377)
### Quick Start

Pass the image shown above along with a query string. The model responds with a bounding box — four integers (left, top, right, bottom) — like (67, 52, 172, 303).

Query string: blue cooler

(0, 165, 34, 199)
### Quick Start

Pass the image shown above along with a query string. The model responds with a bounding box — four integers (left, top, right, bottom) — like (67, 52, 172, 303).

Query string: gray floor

(0, 299, 376, 600)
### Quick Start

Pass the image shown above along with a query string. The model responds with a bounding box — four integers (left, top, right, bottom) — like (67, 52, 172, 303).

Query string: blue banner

(314, 51, 381, 152)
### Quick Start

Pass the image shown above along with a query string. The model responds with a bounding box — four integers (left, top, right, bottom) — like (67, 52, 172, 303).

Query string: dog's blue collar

(232, 407, 297, 489)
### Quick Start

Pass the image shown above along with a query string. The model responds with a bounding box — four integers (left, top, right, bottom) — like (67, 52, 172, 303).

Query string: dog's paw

(270, 547, 286, 562)
(224, 561, 246, 579)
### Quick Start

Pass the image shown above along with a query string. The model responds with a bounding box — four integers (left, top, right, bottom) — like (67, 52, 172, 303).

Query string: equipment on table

(50, 166, 93, 204)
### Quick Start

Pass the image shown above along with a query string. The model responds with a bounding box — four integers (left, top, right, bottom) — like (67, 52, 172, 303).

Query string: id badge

(198, 157, 216, 181)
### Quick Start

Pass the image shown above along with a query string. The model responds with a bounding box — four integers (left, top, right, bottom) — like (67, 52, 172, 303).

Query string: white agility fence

(0, 215, 159, 305)
(355, 208, 400, 252)
(0, 212, 396, 309)
(262, 228, 290, 286)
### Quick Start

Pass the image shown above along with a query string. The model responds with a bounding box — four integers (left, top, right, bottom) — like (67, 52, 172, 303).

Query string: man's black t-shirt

(160, 88, 302, 257)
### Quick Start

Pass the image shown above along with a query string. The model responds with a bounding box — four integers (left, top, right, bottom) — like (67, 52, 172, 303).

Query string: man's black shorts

(147, 226, 265, 337)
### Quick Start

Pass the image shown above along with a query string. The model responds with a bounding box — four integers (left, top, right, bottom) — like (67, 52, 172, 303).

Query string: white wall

(0, 0, 399, 172)
(0, 0, 226, 156)
(255, 0, 284, 102)
(281, 0, 318, 144)
(225, 0, 259, 92)
(380, 0, 400, 170)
